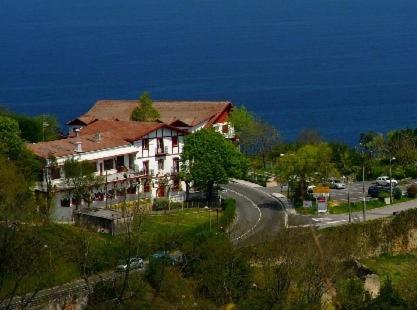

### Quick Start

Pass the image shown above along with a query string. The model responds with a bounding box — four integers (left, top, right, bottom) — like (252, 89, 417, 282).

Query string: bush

(378, 191, 389, 201)
(405, 166, 417, 179)
(220, 198, 236, 228)
(407, 184, 417, 198)
(153, 198, 169, 211)
(393, 187, 402, 200)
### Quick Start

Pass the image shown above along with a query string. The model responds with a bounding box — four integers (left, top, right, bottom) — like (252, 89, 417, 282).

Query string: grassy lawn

(362, 252, 417, 299)
(329, 197, 413, 214)
(136, 208, 212, 243)
(295, 197, 416, 215)
(1, 208, 215, 298)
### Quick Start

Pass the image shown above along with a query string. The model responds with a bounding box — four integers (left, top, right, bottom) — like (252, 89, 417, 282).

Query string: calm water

(1, 0, 417, 144)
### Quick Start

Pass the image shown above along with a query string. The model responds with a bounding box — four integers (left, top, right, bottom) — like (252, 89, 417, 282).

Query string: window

(172, 136, 178, 147)
(143, 161, 149, 174)
(173, 158, 180, 173)
(116, 156, 124, 167)
(129, 154, 135, 169)
(144, 181, 151, 192)
(157, 138, 164, 151)
(50, 167, 61, 180)
(158, 159, 164, 170)
(104, 158, 114, 171)
(142, 138, 149, 150)
(173, 179, 180, 191)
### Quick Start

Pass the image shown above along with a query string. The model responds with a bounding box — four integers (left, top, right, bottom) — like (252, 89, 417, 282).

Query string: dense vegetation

(4, 106, 417, 308)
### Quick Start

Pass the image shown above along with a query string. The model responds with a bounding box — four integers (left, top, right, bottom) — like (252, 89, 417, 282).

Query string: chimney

(75, 141, 82, 153)
(94, 132, 102, 142)
(74, 128, 80, 137)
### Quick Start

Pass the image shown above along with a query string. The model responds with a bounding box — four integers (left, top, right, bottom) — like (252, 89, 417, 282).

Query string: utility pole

(347, 176, 351, 223)
(362, 164, 366, 221)
(105, 170, 108, 208)
(389, 157, 396, 204)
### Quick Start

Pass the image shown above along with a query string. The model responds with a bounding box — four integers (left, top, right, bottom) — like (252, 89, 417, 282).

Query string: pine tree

(131, 92, 160, 122)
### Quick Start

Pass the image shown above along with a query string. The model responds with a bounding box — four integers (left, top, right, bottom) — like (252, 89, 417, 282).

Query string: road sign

(303, 200, 313, 208)
(317, 196, 328, 213)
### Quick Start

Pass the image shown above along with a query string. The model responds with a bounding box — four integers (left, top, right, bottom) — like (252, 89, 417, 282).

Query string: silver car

(116, 257, 144, 272)
(330, 180, 346, 189)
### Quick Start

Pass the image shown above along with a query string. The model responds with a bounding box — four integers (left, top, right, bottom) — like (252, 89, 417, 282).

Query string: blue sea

(1, 0, 417, 144)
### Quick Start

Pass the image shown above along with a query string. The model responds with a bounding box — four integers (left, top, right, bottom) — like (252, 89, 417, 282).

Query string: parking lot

(329, 180, 414, 203)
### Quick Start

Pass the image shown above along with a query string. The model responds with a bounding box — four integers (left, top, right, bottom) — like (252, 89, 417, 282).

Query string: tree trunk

(185, 181, 190, 201)
(207, 181, 214, 204)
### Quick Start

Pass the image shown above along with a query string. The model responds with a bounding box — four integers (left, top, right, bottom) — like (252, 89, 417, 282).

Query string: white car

(376, 176, 398, 187)
(307, 185, 316, 193)
(330, 180, 346, 189)
(116, 257, 144, 272)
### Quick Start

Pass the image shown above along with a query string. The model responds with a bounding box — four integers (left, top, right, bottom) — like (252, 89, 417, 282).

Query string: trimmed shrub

(393, 187, 402, 200)
(405, 166, 417, 179)
(378, 191, 389, 201)
(220, 198, 236, 229)
(153, 198, 169, 211)
(407, 184, 417, 198)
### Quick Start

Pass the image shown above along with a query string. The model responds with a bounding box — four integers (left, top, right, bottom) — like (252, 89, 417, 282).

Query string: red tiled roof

(78, 120, 185, 142)
(67, 100, 232, 127)
(27, 132, 130, 159)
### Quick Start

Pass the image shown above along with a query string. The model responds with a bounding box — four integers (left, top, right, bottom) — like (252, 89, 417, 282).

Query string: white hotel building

(28, 100, 235, 220)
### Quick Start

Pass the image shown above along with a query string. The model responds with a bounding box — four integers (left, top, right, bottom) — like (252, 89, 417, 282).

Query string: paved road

(223, 182, 285, 244)
(224, 179, 417, 236)
(313, 198, 417, 228)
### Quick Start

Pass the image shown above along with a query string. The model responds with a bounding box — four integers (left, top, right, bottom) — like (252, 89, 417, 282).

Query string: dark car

(367, 185, 389, 198)
(150, 252, 176, 266)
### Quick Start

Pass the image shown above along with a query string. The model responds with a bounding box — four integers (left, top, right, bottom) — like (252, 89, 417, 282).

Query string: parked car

(307, 185, 316, 194)
(150, 252, 176, 266)
(329, 179, 346, 189)
(376, 176, 398, 187)
(368, 185, 389, 198)
(116, 257, 144, 272)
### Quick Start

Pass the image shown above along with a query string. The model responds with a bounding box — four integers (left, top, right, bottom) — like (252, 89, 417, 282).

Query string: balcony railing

(155, 146, 169, 156)
(171, 167, 180, 174)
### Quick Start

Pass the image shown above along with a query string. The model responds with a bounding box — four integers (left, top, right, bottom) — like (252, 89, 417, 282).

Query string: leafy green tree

(0, 156, 53, 305)
(367, 277, 408, 309)
(0, 107, 60, 142)
(275, 143, 338, 202)
(131, 92, 160, 122)
(63, 159, 104, 209)
(181, 129, 249, 202)
(229, 105, 280, 169)
(386, 129, 417, 166)
(229, 105, 256, 138)
(297, 128, 323, 145)
(0, 116, 24, 158)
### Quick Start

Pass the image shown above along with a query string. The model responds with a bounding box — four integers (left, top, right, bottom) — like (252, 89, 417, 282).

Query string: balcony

(155, 146, 169, 156)
(171, 167, 180, 175)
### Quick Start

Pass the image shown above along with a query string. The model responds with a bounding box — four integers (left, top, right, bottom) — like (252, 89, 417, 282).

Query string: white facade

(39, 127, 186, 220)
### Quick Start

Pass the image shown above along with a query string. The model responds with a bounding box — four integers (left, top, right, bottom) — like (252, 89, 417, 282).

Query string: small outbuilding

(74, 208, 133, 235)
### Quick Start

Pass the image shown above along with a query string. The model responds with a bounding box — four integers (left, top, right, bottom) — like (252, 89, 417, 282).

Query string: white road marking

(312, 218, 332, 222)
(227, 188, 262, 242)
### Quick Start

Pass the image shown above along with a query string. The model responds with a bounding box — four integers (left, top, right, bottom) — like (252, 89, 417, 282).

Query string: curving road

(223, 181, 288, 245)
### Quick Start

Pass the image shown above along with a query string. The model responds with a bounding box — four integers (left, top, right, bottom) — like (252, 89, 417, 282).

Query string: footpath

(230, 179, 417, 229)
(315, 198, 417, 228)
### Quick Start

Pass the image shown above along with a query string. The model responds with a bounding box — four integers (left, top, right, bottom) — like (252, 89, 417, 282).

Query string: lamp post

(42, 119, 49, 142)
(357, 143, 367, 221)
(389, 157, 396, 204)
(362, 163, 366, 221)
(343, 176, 352, 223)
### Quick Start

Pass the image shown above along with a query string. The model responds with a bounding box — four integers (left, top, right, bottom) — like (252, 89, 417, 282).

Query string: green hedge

(219, 198, 236, 228)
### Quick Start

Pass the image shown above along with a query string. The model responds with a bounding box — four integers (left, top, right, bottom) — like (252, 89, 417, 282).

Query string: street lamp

(357, 143, 367, 221)
(390, 157, 396, 204)
(342, 176, 352, 223)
